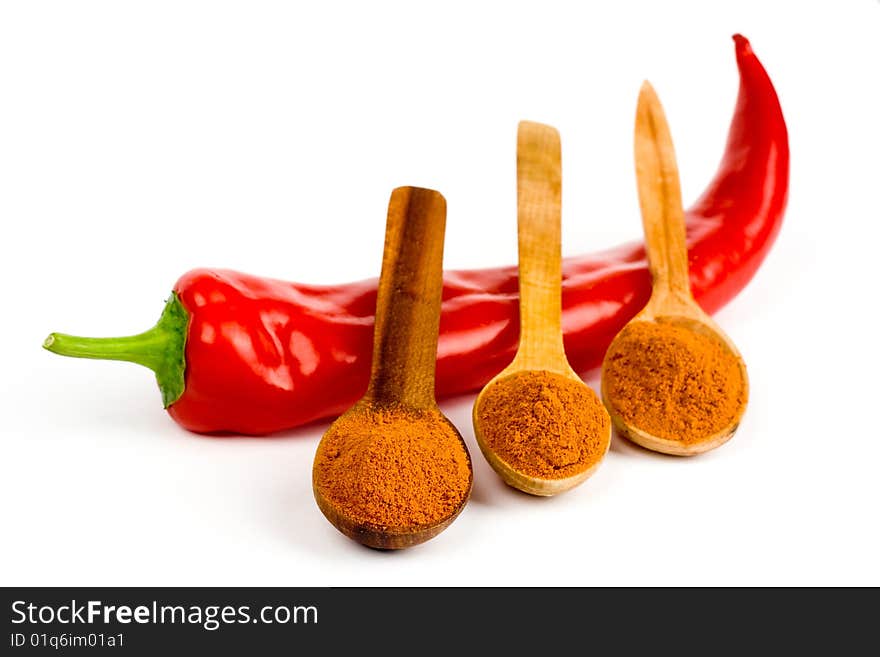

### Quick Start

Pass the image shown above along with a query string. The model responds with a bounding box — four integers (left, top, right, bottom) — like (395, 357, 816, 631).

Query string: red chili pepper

(44, 34, 788, 436)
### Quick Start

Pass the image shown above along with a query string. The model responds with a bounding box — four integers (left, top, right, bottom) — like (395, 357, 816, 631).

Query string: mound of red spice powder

(475, 370, 610, 479)
(313, 407, 471, 530)
(602, 321, 746, 444)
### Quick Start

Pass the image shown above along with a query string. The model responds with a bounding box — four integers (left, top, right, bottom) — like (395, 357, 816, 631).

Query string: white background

(2, 1, 878, 586)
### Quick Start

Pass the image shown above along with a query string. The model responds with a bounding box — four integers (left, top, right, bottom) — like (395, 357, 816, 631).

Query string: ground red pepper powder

(475, 371, 610, 479)
(312, 406, 471, 529)
(602, 321, 746, 443)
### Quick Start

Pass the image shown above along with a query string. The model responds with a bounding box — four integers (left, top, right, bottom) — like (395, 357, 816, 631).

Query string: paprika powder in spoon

(473, 122, 610, 496)
(600, 82, 748, 455)
(312, 187, 472, 549)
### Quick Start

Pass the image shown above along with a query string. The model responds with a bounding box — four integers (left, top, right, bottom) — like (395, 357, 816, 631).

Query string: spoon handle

(514, 120, 566, 370)
(634, 82, 692, 301)
(365, 186, 447, 409)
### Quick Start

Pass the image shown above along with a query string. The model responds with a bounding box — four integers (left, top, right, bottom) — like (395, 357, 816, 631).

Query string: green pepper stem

(43, 293, 189, 408)
(45, 328, 170, 371)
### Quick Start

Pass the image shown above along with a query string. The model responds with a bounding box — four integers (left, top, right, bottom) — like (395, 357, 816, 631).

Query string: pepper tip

(732, 34, 752, 57)
(43, 334, 56, 350)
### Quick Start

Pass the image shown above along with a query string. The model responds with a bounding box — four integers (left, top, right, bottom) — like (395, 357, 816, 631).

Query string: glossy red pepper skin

(166, 34, 788, 435)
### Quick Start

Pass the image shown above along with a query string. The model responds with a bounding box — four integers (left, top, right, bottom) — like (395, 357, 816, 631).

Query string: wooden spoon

(472, 121, 611, 496)
(313, 187, 472, 549)
(600, 82, 749, 456)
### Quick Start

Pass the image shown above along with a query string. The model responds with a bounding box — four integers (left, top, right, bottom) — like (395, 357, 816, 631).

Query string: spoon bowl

(314, 402, 471, 549)
(474, 368, 608, 496)
(603, 306, 748, 456)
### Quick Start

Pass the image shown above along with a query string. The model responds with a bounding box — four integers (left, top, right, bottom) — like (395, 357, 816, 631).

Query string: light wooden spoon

(313, 187, 472, 549)
(472, 121, 611, 496)
(601, 82, 749, 456)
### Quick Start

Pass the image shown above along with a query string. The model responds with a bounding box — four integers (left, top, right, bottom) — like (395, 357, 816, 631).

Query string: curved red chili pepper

(45, 34, 788, 436)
